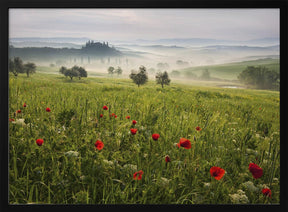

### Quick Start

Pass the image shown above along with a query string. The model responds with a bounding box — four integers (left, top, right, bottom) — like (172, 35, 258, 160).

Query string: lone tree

(156, 71, 171, 88)
(115, 66, 123, 76)
(9, 57, 24, 77)
(108, 66, 114, 75)
(24, 62, 36, 77)
(129, 65, 148, 87)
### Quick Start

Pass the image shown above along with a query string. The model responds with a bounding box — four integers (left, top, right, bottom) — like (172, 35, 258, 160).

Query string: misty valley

(9, 37, 279, 87)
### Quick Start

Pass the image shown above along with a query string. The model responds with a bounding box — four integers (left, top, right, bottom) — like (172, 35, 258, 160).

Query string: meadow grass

(9, 73, 280, 204)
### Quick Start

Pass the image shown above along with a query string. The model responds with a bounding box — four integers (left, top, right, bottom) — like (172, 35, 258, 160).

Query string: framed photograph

(1, 0, 287, 211)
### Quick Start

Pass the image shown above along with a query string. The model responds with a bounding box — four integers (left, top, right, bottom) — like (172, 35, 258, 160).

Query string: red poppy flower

(9, 118, 15, 122)
(23, 103, 27, 107)
(103, 105, 108, 110)
(152, 133, 160, 141)
(126, 116, 130, 119)
(210, 166, 225, 180)
(110, 113, 116, 117)
(165, 155, 171, 163)
(132, 120, 137, 125)
(195, 126, 202, 131)
(95, 140, 104, 150)
(130, 128, 137, 135)
(248, 163, 263, 179)
(100, 114, 103, 118)
(46, 107, 51, 112)
(177, 138, 191, 149)
(16, 110, 21, 114)
(262, 188, 272, 198)
(133, 170, 144, 180)
(36, 139, 44, 146)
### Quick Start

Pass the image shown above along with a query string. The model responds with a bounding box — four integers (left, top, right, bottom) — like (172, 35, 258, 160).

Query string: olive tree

(129, 66, 148, 87)
(24, 62, 36, 77)
(155, 71, 171, 88)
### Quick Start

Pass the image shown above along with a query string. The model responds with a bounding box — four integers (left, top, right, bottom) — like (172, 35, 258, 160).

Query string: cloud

(9, 9, 279, 41)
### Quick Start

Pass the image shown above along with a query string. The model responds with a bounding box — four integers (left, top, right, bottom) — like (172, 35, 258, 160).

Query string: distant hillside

(135, 37, 279, 47)
(177, 58, 279, 81)
(10, 37, 91, 44)
(9, 40, 123, 63)
(200, 45, 279, 52)
(9, 41, 83, 49)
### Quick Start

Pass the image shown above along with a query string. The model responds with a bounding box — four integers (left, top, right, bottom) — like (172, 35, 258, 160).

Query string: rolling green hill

(178, 58, 279, 80)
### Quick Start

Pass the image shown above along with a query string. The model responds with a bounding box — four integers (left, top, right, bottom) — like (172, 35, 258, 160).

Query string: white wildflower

(156, 177, 170, 187)
(246, 148, 258, 156)
(258, 184, 269, 189)
(242, 181, 259, 192)
(122, 164, 137, 172)
(64, 151, 79, 158)
(229, 190, 249, 204)
(273, 178, 279, 184)
(12, 119, 26, 126)
(102, 159, 114, 167)
(203, 182, 211, 189)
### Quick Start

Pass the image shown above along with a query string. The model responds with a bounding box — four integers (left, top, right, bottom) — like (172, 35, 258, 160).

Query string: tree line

(238, 66, 279, 90)
(9, 42, 122, 62)
(59, 66, 88, 80)
(9, 57, 36, 77)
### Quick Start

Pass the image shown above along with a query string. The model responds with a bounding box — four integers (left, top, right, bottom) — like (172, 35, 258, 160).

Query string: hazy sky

(9, 9, 279, 41)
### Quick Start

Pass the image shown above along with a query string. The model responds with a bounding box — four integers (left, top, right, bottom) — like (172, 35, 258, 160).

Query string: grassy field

(179, 58, 279, 80)
(9, 72, 280, 204)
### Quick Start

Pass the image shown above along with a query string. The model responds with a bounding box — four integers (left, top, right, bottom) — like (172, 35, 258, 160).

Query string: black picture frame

(1, 0, 287, 211)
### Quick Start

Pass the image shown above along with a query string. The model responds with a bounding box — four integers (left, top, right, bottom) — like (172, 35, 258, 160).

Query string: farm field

(8, 73, 280, 204)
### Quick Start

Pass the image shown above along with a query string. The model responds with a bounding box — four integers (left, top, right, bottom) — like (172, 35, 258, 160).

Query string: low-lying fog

(9, 37, 279, 79)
